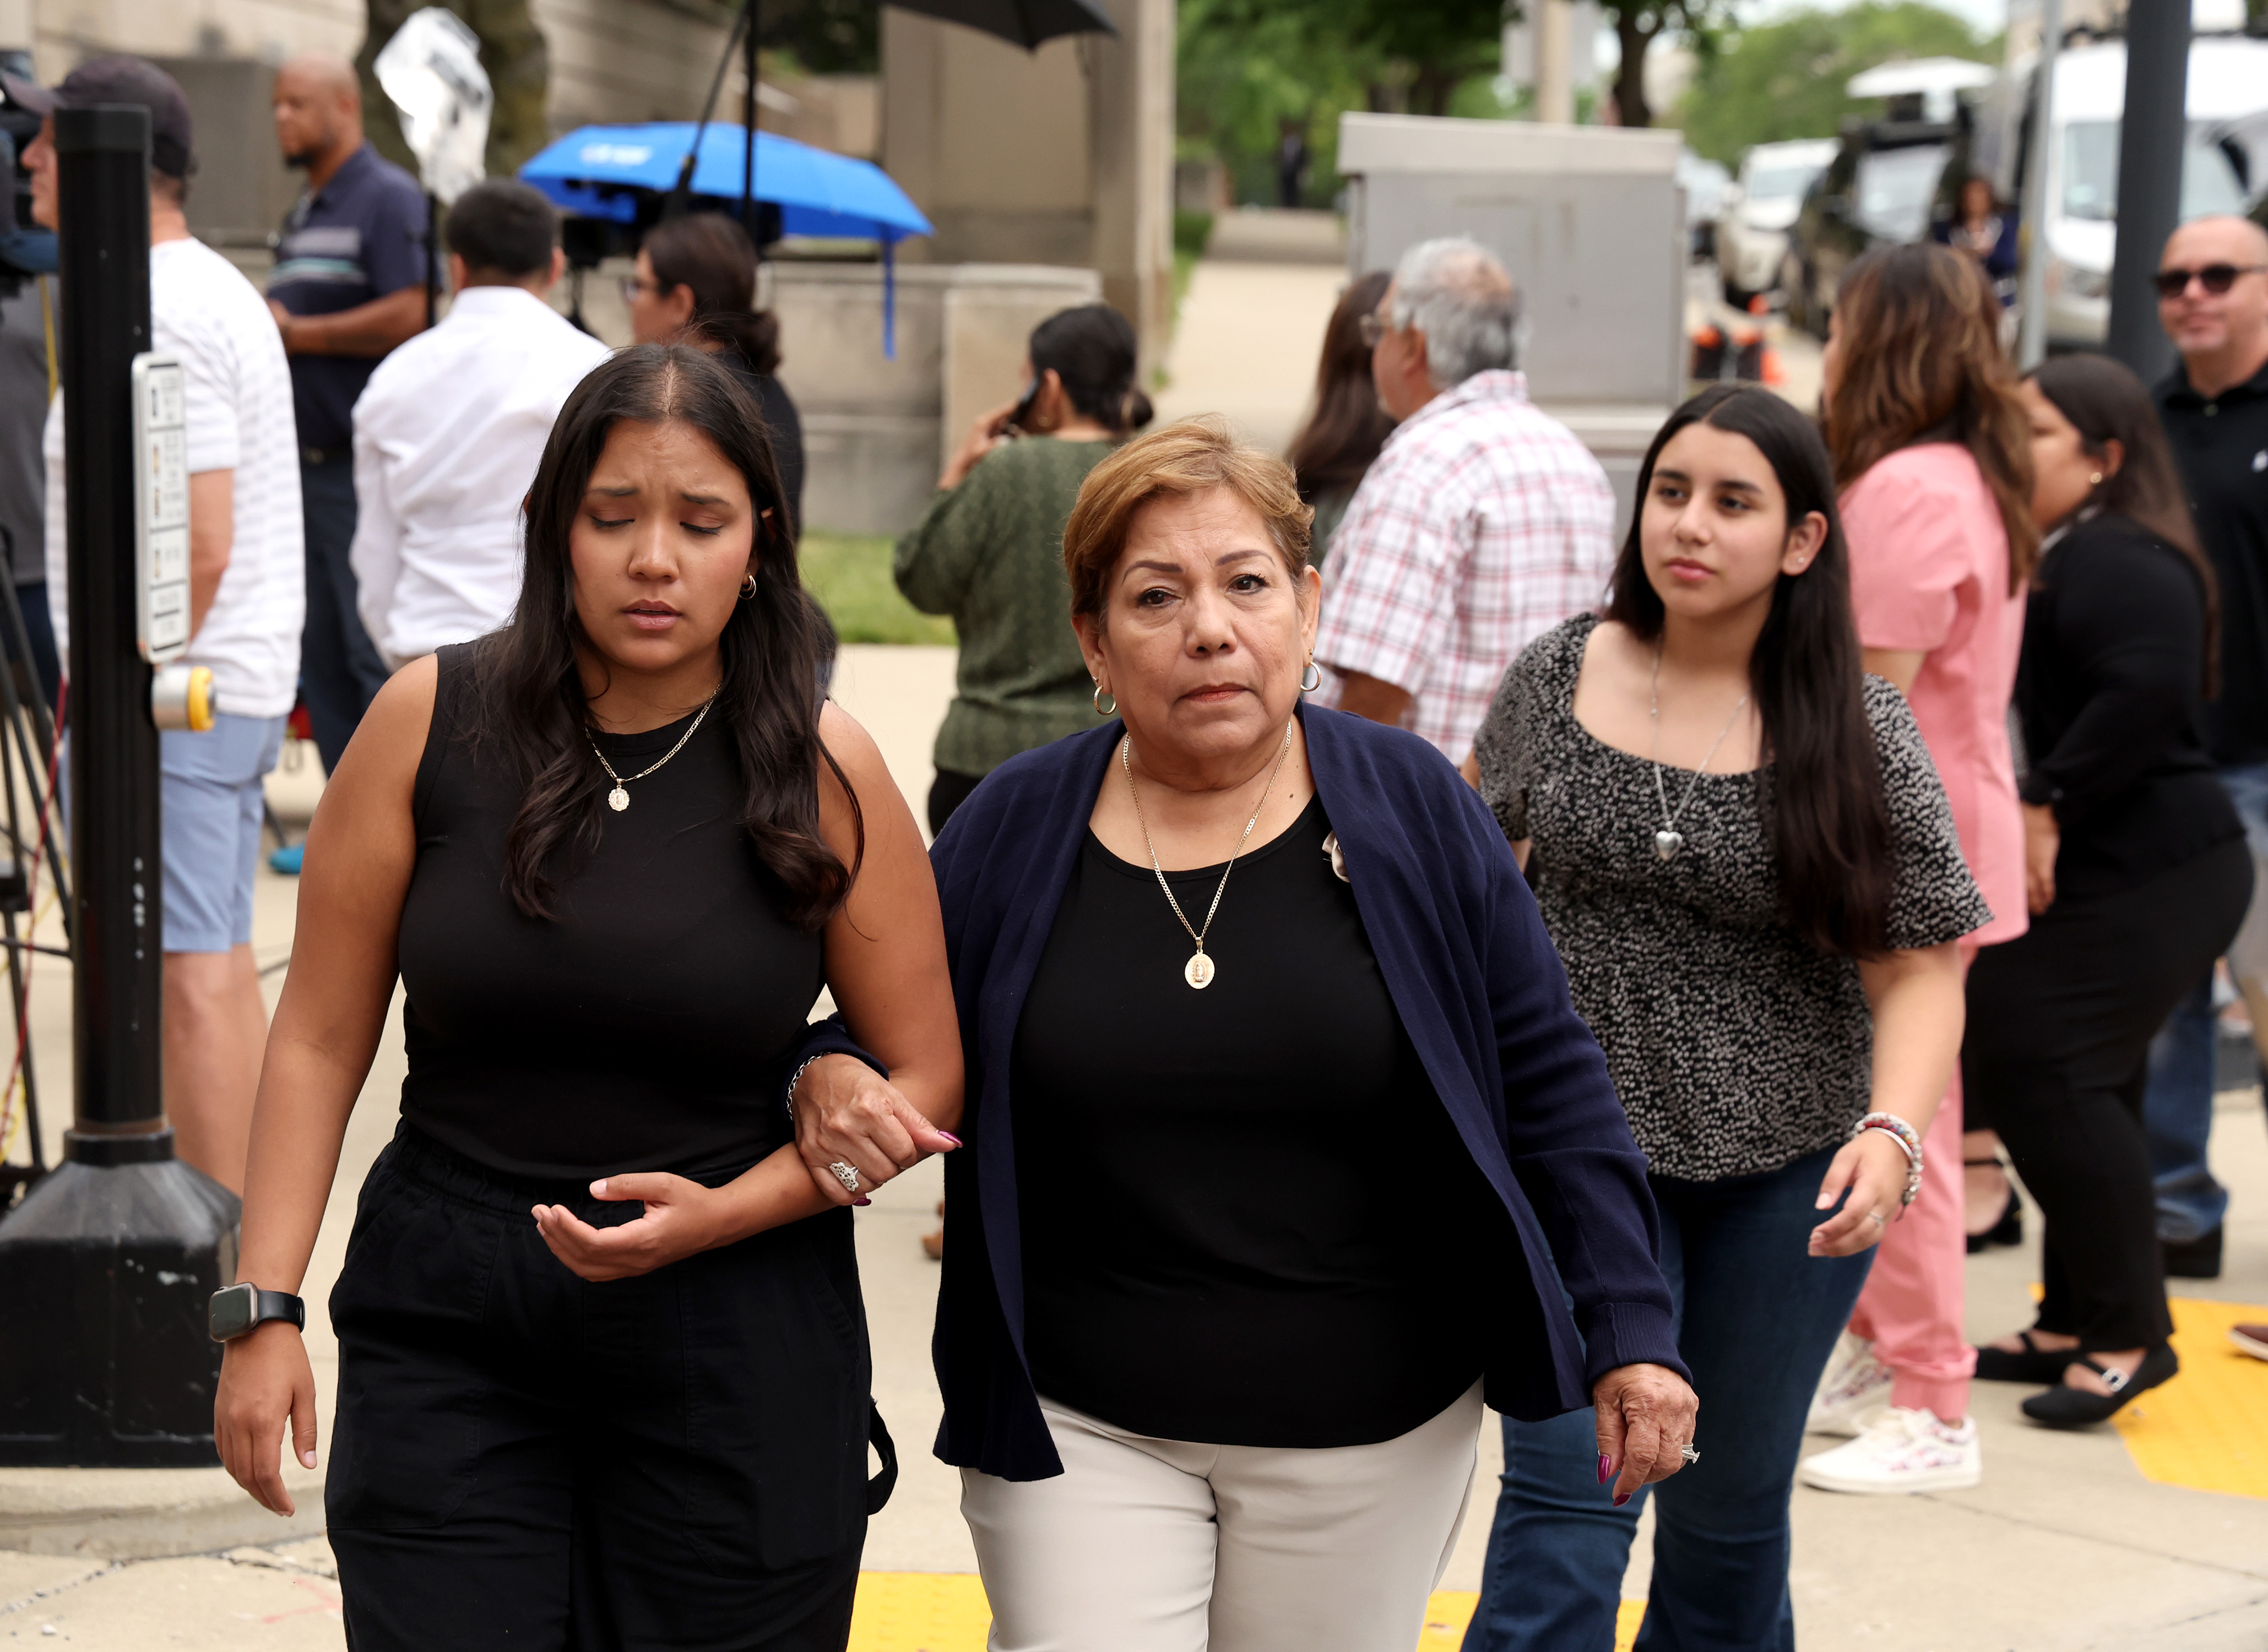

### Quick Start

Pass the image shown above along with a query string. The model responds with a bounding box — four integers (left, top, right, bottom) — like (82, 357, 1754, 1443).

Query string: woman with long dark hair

(628, 211, 806, 535)
(211, 345, 964, 1649)
(895, 303, 1154, 834)
(1461, 385, 1987, 1649)
(1285, 270, 1394, 567)
(1798, 241, 2035, 1494)
(1966, 353, 2248, 1425)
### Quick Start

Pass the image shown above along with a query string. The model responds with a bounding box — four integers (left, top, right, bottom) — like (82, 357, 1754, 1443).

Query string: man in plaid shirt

(1312, 237, 1617, 764)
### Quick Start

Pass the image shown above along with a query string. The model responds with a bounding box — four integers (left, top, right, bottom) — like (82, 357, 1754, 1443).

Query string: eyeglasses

(1357, 312, 1392, 347)
(2153, 263, 2268, 300)
(618, 274, 661, 305)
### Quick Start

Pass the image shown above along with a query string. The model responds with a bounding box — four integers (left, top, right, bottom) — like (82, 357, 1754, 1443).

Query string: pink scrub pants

(1846, 943, 1978, 1421)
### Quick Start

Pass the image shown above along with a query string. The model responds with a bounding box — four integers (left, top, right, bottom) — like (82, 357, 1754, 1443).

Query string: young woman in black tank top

(212, 345, 964, 1650)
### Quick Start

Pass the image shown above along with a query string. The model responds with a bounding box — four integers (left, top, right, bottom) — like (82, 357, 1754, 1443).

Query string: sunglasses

(2153, 263, 2268, 299)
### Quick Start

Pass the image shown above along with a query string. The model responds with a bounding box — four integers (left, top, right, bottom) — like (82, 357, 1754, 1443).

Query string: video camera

(0, 50, 58, 299)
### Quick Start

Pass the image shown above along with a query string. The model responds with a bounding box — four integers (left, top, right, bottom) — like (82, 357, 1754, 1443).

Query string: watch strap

(249, 1287, 306, 1333)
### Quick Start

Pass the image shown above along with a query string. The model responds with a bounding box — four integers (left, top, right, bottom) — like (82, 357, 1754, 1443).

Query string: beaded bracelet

(1852, 1111, 1924, 1206)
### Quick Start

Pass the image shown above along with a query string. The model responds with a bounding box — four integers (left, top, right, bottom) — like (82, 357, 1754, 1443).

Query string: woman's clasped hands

(531, 1055, 960, 1281)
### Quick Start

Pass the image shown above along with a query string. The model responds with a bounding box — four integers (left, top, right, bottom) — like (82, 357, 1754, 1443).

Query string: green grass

(800, 530, 956, 646)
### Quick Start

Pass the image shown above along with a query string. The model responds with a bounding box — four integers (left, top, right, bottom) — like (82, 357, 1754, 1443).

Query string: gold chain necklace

(1121, 719, 1295, 990)
(586, 695, 719, 813)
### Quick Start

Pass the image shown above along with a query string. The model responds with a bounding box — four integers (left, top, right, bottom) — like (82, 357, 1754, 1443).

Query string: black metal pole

(0, 104, 240, 1468)
(56, 107, 163, 1160)
(2106, 0, 2189, 383)
(741, 0, 758, 233)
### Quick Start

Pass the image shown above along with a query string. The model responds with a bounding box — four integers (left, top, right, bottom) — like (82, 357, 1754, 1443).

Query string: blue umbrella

(520, 123, 934, 353)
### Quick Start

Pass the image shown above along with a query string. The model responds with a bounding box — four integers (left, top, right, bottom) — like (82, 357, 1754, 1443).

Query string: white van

(1982, 31, 2268, 348)
(1715, 138, 1841, 305)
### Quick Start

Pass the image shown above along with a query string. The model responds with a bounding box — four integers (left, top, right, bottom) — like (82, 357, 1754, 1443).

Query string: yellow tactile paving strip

(2114, 1295, 2268, 1500)
(846, 1577, 1648, 1651)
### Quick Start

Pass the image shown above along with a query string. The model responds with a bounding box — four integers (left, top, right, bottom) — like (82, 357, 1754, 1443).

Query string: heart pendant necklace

(1648, 645, 1748, 863)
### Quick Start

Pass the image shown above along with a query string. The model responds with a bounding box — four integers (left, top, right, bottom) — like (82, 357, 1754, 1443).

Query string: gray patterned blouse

(1473, 615, 1989, 1182)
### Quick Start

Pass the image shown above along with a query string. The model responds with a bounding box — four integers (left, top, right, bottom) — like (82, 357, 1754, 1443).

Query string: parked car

(1973, 24, 2267, 349)
(1782, 118, 1963, 338)
(1714, 138, 1838, 306)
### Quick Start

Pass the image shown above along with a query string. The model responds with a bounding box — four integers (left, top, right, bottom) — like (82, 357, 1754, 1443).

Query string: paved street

(1, 249, 2264, 1648)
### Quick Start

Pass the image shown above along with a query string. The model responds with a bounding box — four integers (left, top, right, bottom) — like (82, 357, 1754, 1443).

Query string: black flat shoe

(1975, 1329, 2080, 1385)
(2162, 1226, 2223, 1280)
(1963, 1157, 2023, 1254)
(2021, 1344, 2179, 1428)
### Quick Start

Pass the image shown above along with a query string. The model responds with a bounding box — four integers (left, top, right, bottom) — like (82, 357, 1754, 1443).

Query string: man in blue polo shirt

(268, 52, 426, 774)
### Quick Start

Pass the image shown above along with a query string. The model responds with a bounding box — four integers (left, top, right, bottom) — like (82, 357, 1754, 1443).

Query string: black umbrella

(885, 0, 1117, 50)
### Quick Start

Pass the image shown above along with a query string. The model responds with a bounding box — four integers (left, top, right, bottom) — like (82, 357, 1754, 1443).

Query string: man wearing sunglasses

(2146, 214, 2268, 1284)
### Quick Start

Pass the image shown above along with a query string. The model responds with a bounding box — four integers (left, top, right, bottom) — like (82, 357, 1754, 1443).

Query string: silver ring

(1869, 1210, 1887, 1229)
(1680, 1444, 1700, 1466)
(828, 1160, 861, 1194)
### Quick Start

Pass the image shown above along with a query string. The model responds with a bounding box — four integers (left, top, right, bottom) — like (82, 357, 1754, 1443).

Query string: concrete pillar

(880, 0, 1174, 373)
(1535, 0, 1574, 125)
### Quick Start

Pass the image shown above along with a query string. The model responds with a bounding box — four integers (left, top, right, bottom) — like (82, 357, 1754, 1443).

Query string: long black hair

(1606, 385, 1893, 957)
(2026, 352, 2220, 695)
(470, 344, 858, 926)
(643, 212, 782, 376)
(1029, 304, 1154, 433)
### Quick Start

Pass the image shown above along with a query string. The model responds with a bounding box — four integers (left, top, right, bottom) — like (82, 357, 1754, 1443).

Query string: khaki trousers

(961, 1382, 1484, 1652)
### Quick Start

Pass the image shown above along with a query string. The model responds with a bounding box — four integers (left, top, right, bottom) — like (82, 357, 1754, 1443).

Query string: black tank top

(395, 646, 825, 1180)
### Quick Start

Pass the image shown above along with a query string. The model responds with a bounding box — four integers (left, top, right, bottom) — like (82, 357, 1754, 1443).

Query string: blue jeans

(300, 455, 390, 775)
(1462, 1147, 1873, 1652)
(2140, 759, 2268, 1242)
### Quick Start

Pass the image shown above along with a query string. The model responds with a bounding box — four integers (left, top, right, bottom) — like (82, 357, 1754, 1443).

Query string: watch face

(208, 1283, 255, 1341)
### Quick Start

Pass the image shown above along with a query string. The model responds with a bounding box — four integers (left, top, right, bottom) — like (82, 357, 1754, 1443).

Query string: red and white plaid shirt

(1312, 371, 1618, 763)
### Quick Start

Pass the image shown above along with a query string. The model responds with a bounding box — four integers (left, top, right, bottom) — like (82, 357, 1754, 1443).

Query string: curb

(0, 1464, 325, 1560)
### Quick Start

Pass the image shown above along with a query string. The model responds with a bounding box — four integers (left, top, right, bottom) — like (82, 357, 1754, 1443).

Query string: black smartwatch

(208, 1283, 306, 1343)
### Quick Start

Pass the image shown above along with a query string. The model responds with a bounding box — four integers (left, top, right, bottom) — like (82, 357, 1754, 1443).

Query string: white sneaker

(1797, 1407, 1982, 1495)
(1806, 1332, 1893, 1437)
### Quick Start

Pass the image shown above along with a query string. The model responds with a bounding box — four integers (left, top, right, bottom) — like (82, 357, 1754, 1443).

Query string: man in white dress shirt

(350, 180, 610, 670)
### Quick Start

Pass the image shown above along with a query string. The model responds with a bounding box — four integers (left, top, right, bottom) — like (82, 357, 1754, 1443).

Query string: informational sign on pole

(132, 353, 188, 665)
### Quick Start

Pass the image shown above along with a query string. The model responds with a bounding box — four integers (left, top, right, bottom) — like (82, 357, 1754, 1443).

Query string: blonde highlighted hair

(1061, 417, 1314, 621)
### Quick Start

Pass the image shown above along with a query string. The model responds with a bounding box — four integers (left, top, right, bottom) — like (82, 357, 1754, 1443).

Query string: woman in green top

(896, 305, 1154, 834)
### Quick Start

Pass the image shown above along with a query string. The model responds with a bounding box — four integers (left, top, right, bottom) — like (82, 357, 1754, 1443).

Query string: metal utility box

(1338, 113, 1686, 531)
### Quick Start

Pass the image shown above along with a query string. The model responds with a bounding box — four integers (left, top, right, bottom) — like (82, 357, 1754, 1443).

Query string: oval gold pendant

(607, 785, 630, 812)
(1184, 951, 1215, 990)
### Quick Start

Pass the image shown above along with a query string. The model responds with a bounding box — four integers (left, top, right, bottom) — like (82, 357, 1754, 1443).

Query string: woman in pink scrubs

(1798, 242, 2038, 1494)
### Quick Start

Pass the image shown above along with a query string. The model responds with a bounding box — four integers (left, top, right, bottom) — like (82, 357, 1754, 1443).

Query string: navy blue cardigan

(927, 705, 1685, 1480)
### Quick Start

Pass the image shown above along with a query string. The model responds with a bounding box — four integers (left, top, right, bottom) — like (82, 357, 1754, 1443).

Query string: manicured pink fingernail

(1613, 1492, 1631, 1508)
(1597, 1453, 1613, 1484)
(939, 1132, 963, 1148)
(853, 1198, 872, 1207)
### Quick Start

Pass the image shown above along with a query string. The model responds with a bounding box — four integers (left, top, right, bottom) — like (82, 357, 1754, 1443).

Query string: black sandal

(1964, 1156, 2023, 1253)
(2021, 1344, 2179, 1428)
(1975, 1328, 2079, 1385)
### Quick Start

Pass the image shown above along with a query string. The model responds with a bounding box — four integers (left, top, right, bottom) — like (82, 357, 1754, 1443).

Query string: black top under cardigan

(2014, 512, 2242, 899)
(926, 704, 1686, 1482)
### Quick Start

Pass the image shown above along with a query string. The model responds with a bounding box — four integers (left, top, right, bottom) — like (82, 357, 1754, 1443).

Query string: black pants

(1965, 836, 2251, 1351)
(927, 767, 984, 836)
(300, 455, 390, 774)
(329, 1126, 884, 1651)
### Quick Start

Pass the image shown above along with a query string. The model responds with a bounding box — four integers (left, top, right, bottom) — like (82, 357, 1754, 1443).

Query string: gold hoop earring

(1300, 657, 1323, 693)
(739, 572, 758, 600)
(1093, 682, 1117, 717)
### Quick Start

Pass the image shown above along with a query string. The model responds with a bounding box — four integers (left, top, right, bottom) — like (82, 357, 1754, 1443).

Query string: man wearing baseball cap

(12, 56, 305, 1193)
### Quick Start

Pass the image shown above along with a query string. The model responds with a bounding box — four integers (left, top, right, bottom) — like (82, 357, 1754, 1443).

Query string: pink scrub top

(1843, 443, 2028, 948)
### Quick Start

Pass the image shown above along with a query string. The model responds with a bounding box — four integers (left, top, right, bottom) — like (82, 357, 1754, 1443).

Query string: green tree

(1597, 0, 1732, 129)
(1674, 1, 1998, 164)
(1177, 0, 1505, 204)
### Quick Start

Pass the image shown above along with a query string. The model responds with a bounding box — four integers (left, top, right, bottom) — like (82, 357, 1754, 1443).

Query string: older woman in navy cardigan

(923, 417, 1697, 1652)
